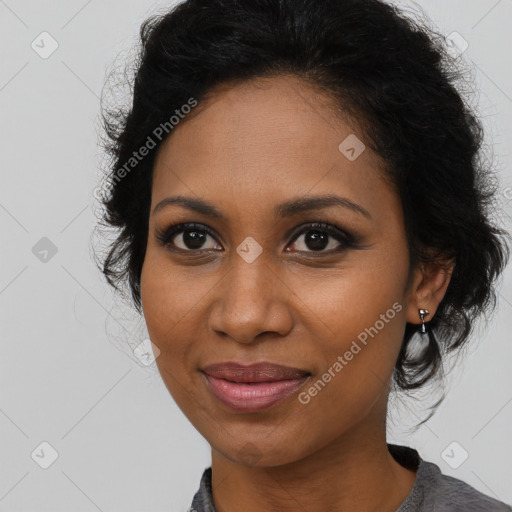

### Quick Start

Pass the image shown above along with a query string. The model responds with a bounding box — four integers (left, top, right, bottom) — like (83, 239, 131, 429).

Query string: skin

(140, 74, 454, 512)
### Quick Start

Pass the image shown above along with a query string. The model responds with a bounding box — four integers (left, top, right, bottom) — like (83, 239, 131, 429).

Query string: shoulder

(426, 465, 512, 512)
(388, 444, 512, 512)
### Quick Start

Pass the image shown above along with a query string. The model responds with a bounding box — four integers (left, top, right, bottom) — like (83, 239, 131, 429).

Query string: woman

(96, 0, 511, 510)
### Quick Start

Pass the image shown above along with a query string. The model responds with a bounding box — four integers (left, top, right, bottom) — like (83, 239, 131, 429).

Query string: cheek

(140, 250, 212, 345)
(290, 300, 406, 457)
(288, 253, 408, 407)
(288, 254, 408, 345)
(139, 249, 226, 411)
(140, 253, 203, 410)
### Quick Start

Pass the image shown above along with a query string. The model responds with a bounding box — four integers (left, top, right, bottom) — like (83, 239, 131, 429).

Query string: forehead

(151, 75, 396, 221)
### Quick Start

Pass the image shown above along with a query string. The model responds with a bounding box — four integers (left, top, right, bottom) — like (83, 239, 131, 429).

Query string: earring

(419, 309, 430, 334)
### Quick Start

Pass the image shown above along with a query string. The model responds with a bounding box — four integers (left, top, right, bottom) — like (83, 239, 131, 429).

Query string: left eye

(287, 223, 353, 253)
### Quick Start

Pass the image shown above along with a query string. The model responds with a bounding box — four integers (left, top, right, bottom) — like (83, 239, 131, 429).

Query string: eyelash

(155, 221, 359, 255)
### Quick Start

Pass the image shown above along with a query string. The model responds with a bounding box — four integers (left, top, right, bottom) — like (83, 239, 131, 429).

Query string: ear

(405, 258, 456, 326)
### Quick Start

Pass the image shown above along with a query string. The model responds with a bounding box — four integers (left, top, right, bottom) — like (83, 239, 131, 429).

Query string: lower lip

(202, 372, 310, 412)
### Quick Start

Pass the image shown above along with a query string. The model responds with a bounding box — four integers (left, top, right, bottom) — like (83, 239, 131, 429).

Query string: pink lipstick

(201, 362, 310, 412)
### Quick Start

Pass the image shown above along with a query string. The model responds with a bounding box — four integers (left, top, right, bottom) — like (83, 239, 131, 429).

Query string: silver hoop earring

(419, 309, 430, 334)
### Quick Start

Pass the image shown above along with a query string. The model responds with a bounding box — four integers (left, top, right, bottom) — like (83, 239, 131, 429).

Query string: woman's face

(140, 75, 427, 466)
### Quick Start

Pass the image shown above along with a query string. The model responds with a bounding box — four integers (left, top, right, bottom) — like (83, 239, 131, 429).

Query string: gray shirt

(189, 444, 512, 511)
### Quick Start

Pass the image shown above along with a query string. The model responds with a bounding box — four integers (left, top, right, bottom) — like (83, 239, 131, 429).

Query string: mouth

(200, 361, 311, 412)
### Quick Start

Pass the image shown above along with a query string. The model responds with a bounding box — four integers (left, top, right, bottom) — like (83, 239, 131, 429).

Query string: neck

(210, 413, 417, 512)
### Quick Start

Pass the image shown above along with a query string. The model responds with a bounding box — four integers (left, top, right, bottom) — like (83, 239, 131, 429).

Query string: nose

(207, 254, 294, 345)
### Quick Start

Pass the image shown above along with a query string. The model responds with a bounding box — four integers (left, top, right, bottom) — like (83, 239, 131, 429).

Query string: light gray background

(0, 1, 511, 511)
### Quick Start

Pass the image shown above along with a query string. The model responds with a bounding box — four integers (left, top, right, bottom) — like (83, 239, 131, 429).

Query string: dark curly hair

(94, 0, 510, 398)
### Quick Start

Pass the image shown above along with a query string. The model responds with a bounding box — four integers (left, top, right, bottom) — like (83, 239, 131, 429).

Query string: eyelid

(287, 221, 355, 246)
(155, 220, 358, 253)
(155, 222, 221, 250)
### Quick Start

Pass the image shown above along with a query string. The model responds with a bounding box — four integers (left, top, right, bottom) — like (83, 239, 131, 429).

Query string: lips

(200, 362, 311, 412)
(201, 361, 310, 383)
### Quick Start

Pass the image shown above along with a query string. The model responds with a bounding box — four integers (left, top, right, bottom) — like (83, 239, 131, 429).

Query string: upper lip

(201, 362, 310, 383)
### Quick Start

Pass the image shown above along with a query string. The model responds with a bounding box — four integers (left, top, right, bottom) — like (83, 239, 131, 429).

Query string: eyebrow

(152, 194, 372, 220)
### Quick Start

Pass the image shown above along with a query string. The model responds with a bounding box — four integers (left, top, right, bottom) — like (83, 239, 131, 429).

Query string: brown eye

(286, 222, 356, 254)
(156, 223, 222, 252)
(173, 230, 218, 250)
(290, 229, 339, 252)
(156, 221, 357, 255)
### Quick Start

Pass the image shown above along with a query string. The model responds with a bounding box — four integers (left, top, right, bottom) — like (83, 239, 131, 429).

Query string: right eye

(155, 223, 223, 252)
